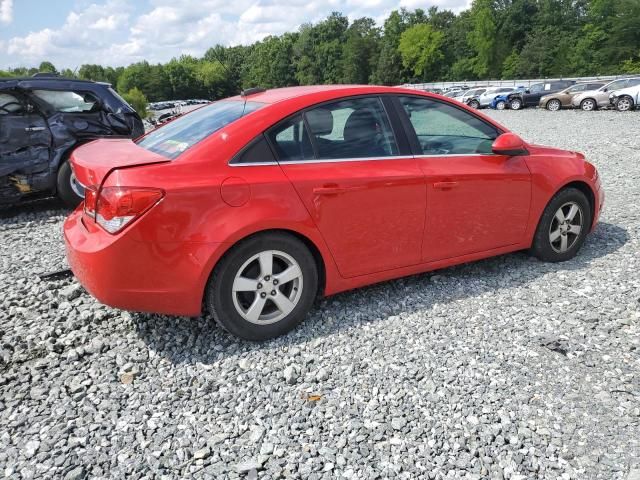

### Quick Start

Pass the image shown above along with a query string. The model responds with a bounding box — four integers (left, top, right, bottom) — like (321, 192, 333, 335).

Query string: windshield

(137, 100, 264, 159)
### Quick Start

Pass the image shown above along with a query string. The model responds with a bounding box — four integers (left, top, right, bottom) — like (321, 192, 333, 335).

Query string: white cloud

(3, 0, 473, 68)
(0, 0, 12, 24)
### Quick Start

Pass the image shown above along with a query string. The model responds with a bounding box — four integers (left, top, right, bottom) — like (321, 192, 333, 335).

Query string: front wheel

(56, 160, 84, 208)
(510, 98, 523, 110)
(580, 98, 596, 111)
(530, 188, 591, 262)
(206, 232, 318, 341)
(467, 100, 480, 109)
(616, 96, 634, 112)
(495, 100, 506, 110)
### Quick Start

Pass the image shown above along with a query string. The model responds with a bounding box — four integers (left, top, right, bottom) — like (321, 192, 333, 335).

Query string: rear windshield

(137, 100, 264, 159)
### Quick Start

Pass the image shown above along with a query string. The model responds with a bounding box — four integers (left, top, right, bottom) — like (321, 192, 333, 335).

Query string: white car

(468, 87, 516, 109)
(458, 87, 489, 104)
(609, 84, 640, 111)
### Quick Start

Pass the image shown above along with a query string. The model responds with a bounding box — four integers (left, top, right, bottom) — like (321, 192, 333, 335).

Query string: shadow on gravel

(0, 197, 68, 221)
(133, 221, 628, 365)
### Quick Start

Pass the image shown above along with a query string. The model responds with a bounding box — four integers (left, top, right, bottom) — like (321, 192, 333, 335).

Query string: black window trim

(391, 94, 504, 157)
(229, 133, 278, 166)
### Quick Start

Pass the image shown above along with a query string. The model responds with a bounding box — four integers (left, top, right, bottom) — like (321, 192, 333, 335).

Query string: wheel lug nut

(273, 279, 279, 285)
(264, 275, 270, 281)
(257, 283, 263, 289)
(260, 292, 267, 298)
(271, 290, 276, 296)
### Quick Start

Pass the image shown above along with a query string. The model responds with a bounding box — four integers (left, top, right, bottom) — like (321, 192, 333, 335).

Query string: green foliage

(121, 87, 149, 118)
(399, 24, 444, 80)
(3, 2, 639, 94)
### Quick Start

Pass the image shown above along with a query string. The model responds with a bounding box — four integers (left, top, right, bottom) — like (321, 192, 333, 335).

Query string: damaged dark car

(0, 75, 144, 207)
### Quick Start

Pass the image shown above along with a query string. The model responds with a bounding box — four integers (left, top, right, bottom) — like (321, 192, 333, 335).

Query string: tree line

(2, 1, 639, 107)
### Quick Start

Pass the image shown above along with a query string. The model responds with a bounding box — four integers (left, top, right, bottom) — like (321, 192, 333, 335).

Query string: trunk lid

(70, 138, 169, 188)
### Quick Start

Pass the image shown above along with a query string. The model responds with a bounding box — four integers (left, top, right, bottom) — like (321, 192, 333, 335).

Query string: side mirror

(492, 133, 528, 156)
(603, 88, 608, 92)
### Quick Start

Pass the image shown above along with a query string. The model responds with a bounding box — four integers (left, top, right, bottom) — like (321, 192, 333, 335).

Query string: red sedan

(64, 85, 604, 340)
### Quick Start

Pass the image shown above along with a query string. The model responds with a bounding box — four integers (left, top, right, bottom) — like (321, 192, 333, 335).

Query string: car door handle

(313, 185, 363, 195)
(25, 126, 45, 132)
(433, 181, 459, 189)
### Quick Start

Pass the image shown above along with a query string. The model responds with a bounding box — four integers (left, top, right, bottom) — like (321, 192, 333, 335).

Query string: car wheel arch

(200, 228, 329, 308)
(552, 180, 596, 225)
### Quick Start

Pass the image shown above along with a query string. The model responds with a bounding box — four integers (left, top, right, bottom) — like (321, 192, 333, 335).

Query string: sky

(0, 0, 473, 70)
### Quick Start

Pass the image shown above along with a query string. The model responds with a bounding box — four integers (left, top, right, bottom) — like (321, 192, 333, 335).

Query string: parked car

(0, 75, 144, 207)
(609, 83, 640, 111)
(65, 85, 604, 341)
(490, 86, 527, 110)
(539, 82, 607, 111)
(507, 81, 576, 110)
(468, 87, 516, 109)
(571, 78, 640, 111)
(459, 87, 488, 104)
(445, 90, 465, 99)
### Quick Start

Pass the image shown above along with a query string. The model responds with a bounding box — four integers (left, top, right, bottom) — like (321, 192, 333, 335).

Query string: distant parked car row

(148, 99, 210, 111)
(443, 78, 640, 112)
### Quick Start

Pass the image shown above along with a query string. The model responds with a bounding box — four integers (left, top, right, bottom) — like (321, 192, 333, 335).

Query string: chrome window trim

(229, 153, 496, 166)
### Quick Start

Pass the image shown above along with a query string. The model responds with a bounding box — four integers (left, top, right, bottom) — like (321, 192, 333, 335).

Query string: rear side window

(303, 96, 398, 159)
(32, 89, 101, 113)
(138, 101, 263, 160)
(232, 135, 276, 165)
(398, 96, 498, 155)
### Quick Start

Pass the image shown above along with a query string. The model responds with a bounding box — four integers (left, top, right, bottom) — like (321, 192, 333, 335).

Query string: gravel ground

(1, 109, 639, 480)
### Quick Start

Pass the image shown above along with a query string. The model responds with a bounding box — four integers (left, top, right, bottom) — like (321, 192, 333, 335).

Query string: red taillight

(83, 186, 164, 234)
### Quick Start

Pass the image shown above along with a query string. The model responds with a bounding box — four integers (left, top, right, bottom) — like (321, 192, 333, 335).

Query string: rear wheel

(510, 98, 523, 110)
(56, 160, 83, 208)
(546, 99, 561, 111)
(495, 100, 506, 110)
(616, 96, 634, 112)
(580, 98, 596, 111)
(206, 232, 318, 341)
(531, 188, 591, 262)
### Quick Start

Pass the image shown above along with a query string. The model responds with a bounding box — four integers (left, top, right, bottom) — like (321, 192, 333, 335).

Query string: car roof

(0, 77, 108, 89)
(226, 85, 428, 105)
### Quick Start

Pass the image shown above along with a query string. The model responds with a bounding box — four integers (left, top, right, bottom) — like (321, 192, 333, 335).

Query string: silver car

(572, 77, 640, 111)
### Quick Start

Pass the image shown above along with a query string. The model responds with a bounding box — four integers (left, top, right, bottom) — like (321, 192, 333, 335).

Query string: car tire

(509, 98, 523, 110)
(56, 160, 83, 209)
(467, 100, 480, 109)
(530, 187, 591, 263)
(546, 99, 561, 111)
(495, 100, 506, 110)
(616, 96, 634, 112)
(580, 98, 596, 111)
(206, 232, 318, 341)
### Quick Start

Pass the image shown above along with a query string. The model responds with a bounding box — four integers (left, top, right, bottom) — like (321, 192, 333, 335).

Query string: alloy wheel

(547, 100, 561, 111)
(549, 202, 583, 253)
(231, 250, 304, 325)
(581, 99, 595, 111)
(617, 97, 632, 112)
(496, 101, 506, 110)
(510, 99, 522, 110)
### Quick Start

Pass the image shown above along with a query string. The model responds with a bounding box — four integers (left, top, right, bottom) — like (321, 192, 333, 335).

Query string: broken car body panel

(0, 77, 144, 204)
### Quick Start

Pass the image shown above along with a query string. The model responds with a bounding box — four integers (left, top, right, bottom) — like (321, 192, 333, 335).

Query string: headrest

(305, 108, 333, 136)
(344, 109, 378, 143)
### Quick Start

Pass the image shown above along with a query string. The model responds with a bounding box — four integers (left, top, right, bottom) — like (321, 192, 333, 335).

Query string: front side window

(32, 90, 100, 113)
(604, 80, 627, 91)
(303, 97, 398, 159)
(567, 84, 587, 93)
(138, 100, 263, 160)
(529, 84, 544, 93)
(627, 78, 640, 87)
(398, 96, 499, 155)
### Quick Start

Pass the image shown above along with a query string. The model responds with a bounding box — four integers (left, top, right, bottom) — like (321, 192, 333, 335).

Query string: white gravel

(1, 109, 639, 480)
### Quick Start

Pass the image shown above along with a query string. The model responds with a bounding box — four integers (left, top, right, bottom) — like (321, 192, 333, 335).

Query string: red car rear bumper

(64, 208, 224, 316)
